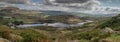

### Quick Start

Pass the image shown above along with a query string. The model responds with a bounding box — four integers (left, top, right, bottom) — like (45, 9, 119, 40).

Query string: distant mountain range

(40, 10, 118, 17)
(40, 10, 71, 15)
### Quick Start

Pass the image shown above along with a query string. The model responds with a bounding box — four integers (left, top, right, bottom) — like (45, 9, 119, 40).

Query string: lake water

(16, 20, 93, 28)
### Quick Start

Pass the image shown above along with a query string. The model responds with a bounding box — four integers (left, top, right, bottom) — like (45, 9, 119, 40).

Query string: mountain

(97, 14, 120, 30)
(40, 10, 117, 17)
(47, 15, 84, 24)
(40, 10, 71, 15)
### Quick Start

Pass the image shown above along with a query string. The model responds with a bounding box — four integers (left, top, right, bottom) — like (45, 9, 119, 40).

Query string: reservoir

(16, 20, 93, 28)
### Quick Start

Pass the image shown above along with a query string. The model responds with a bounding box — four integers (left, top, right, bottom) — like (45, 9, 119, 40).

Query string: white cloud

(39, 0, 120, 14)
(0, 0, 31, 4)
(0, 0, 120, 15)
(15, 4, 120, 15)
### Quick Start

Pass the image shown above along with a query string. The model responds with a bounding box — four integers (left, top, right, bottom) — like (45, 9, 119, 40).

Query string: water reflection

(17, 20, 93, 28)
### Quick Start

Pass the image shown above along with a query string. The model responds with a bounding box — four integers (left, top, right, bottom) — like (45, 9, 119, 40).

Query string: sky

(31, 0, 120, 7)
(0, 0, 120, 14)
(99, 0, 120, 7)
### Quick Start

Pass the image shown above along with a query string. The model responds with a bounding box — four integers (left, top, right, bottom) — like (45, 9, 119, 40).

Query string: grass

(106, 34, 120, 42)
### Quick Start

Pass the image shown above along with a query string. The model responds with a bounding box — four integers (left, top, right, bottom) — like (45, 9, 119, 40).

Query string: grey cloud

(44, 0, 100, 10)
(54, 0, 89, 3)
(0, 0, 30, 4)
(44, 0, 93, 5)
(0, 0, 119, 14)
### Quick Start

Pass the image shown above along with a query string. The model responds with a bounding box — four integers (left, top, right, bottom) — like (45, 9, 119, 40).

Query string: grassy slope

(97, 14, 120, 30)
(0, 7, 120, 42)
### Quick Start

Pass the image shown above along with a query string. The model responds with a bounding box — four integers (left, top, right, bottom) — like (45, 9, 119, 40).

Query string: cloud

(39, 0, 120, 14)
(52, 0, 89, 3)
(0, 0, 31, 4)
(43, 0, 101, 10)
(0, 0, 120, 15)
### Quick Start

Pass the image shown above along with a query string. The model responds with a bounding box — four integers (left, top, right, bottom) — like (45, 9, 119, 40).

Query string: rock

(103, 27, 114, 33)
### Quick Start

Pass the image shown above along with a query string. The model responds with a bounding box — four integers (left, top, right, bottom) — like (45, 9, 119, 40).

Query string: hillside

(0, 7, 120, 42)
(97, 14, 120, 30)
(0, 7, 85, 24)
(47, 15, 84, 24)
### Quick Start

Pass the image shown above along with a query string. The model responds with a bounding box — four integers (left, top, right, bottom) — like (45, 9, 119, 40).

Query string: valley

(0, 7, 120, 42)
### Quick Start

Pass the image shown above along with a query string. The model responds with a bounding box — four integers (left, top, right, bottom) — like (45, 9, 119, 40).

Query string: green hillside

(0, 7, 120, 42)
(97, 14, 120, 30)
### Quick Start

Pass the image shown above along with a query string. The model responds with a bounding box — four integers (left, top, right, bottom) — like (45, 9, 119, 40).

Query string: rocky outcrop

(103, 27, 114, 33)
